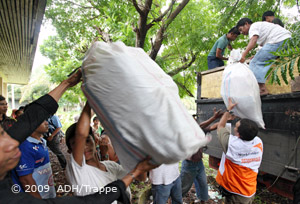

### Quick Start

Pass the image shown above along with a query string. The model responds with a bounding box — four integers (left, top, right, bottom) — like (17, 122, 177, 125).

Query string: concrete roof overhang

(0, 0, 47, 85)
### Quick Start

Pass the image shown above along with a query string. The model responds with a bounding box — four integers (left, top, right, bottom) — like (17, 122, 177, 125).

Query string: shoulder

(51, 115, 59, 122)
(251, 22, 265, 29)
(102, 161, 121, 168)
(102, 161, 124, 172)
(217, 34, 227, 42)
(19, 139, 33, 150)
(217, 127, 229, 136)
(253, 136, 263, 144)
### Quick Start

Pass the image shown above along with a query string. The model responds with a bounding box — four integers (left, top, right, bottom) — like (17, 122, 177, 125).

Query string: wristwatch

(226, 109, 234, 114)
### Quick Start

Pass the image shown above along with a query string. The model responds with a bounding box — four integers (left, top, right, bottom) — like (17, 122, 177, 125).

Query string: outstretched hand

(213, 107, 223, 119)
(65, 69, 82, 88)
(134, 156, 159, 174)
(239, 56, 246, 63)
(228, 98, 237, 111)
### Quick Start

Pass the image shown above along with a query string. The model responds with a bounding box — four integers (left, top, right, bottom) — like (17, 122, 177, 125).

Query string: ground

(49, 142, 293, 203)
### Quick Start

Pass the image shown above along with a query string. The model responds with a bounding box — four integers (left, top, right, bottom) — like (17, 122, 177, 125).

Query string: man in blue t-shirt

(207, 27, 240, 69)
(11, 120, 56, 199)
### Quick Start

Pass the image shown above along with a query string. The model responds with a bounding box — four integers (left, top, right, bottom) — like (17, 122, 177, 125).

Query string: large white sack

(221, 62, 265, 128)
(81, 41, 210, 171)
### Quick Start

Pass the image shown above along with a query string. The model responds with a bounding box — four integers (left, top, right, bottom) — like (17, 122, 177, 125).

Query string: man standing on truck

(207, 27, 240, 69)
(216, 98, 263, 204)
(237, 18, 291, 95)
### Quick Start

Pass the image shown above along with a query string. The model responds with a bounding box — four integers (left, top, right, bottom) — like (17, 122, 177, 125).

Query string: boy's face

(35, 121, 49, 135)
(93, 119, 99, 126)
(238, 22, 251, 35)
(84, 135, 97, 161)
(0, 126, 21, 180)
(228, 33, 239, 41)
(265, 16, 274, 22)
(234, 121, 241, 137)
(0, 100, 8, 115)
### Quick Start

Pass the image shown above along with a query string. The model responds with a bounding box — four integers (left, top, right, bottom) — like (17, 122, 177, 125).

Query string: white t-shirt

(249, 22, 291, 46)
(149, 163, 180, 185)
(66, 154, 130, 200)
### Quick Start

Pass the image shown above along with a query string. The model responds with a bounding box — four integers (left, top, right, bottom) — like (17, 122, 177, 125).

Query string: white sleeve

(65, 154, 85, 185)
(103, 161, 128, 179)
(249, 23, 260, 40)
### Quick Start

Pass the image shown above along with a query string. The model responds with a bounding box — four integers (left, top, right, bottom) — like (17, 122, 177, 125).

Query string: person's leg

(170, 177, 183, 204)
(194, 160, 209, 202)
(217, 58, 225, 67)
(258, 83, 268, 95)
(180, 160, 197, 197)
(208, 56, 224, 69)
(152, 183, 172, 204)
(249, 41, 284, 95)
(47, 135, 66, 169)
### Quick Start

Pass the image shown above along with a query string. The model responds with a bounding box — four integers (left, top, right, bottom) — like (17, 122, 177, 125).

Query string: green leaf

(289, 59, 295, 80)
(266, 66, 274, 77)
(298, 57, 300, 74)
(281, 64, 288, 85)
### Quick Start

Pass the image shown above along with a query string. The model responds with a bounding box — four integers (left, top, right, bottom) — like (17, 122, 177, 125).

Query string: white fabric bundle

(221, 62, 265, 128)
(81, 41, 209, 171)
(228, 49, 242, 64)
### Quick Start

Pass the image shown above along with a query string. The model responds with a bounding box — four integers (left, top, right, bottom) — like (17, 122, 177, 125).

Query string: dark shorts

(207, 56, 224, 69)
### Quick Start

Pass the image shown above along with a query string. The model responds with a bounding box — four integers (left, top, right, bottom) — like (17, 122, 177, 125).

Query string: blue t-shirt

(208, 34, 229, 57)
(48, 115, 62, 133)
(11, 137, 56, 198)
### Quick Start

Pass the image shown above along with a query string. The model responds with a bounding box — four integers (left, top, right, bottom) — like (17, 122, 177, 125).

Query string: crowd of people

(0, 11, 294, 204)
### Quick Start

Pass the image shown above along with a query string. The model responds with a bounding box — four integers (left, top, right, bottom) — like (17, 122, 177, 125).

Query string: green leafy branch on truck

(266, 21, 300, 85)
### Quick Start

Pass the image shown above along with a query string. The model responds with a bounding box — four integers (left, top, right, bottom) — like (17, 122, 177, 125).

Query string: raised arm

(121, 157, 158, 187)
(200, 108, 223, 130)
(48, 69, 82, 102)
(217, 98, 237, 131)
(72, 102, 92, 165)
(7, 70, 82, 144)
(240, 35, 258, 63)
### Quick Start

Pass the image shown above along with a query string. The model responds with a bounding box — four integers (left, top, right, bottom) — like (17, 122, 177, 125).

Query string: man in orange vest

(216, 98, 263, 204)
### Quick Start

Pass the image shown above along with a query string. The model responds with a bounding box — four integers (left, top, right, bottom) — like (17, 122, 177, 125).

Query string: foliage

(42, 0, 197, 99)
(266, 21, 300, 85)
(7, 85, 22, 101)
(41, 0, 299, 103)
(20, 72, 51, 103)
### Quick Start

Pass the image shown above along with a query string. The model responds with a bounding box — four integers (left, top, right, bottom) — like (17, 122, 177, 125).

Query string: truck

(196, 65, 300, 200)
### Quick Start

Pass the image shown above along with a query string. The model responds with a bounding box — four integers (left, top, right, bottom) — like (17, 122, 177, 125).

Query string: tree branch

(167, 52, 197, 76)
(147, 0, 176, 30)
(65, 0, 95, 9)
(175, 81, 194, 97)
(149, 0, 190, 59)
(94, 26, 112, 42)
(132, 0, 144, 15)
(164, 0, 190, 28)
(161, 53, 176, 60)
(221, 0, 240, 25)
(144, 0, 153, 13)
(87, 0, 102, 12)
(88, 15, 101, 21)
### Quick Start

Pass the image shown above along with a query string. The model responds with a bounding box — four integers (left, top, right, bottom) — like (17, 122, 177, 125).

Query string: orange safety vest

(216, 135, 263, 197)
